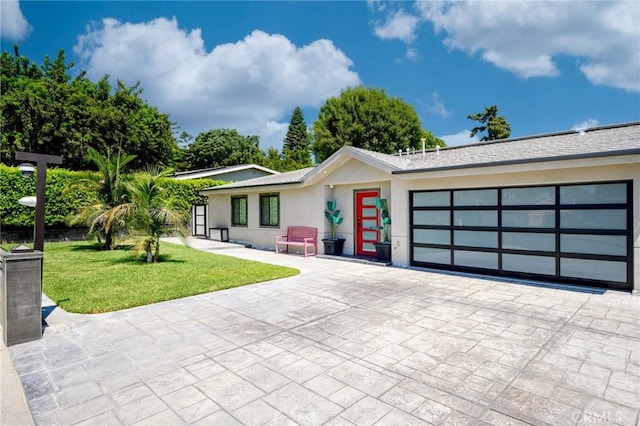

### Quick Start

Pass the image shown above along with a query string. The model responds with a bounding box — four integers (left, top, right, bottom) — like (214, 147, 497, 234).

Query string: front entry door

(355, 190, 379, 256)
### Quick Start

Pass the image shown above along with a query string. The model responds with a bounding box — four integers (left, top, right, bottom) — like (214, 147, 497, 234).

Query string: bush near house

(0, 164, 221, 228)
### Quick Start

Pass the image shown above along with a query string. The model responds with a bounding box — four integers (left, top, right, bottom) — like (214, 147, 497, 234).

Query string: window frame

(259, 193, 280, 228)
(231, 195, 248, 227)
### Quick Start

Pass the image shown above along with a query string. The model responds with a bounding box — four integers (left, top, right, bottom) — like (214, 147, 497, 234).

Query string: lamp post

(15, 152, 62, 252)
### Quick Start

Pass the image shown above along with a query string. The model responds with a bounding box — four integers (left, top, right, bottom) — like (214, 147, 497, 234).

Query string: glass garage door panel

(561, 258, 627, 283)
(560, 183, 627, 204)
(502, 186, 555, 205)
(502, 210, 555, 228)
(453, 211, 497, 227)
(454, 251, 498, 270)
(414, 247, 451, 264)
(413, 210, 450, 226)
(561, 234, 627, 256)
(560, 209, 626, 230)
(413, 191, 450, 207)
(502, 232, 555, 252)
(454, 189, 498, 206)
(503, 254, 555, 275)
(413, 229, 450, 245)
(454, 231, 498, 248)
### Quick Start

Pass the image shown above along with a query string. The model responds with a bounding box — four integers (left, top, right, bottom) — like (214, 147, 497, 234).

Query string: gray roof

(201, 122, 639, 192)
(347, 147, 410, 170)
(395, 122, 640, 173)
(201, 167, 315, 191)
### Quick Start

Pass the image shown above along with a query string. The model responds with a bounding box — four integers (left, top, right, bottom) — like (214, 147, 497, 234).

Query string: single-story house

(200, 122, 640, 292)
(172, 164, 279, 181)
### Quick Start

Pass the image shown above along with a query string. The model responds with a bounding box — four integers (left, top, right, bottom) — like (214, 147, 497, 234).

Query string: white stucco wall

(206, 185, 326, 250)
(206, 159, 395, 255)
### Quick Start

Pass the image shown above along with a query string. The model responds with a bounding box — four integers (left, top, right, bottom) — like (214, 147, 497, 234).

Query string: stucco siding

(206, 186, 326, 250)
(324, 181, 391, 256)
(322, 159, 392, 186)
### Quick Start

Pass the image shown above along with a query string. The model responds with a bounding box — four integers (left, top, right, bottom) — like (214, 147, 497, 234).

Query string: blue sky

(2, 1, 639, 150)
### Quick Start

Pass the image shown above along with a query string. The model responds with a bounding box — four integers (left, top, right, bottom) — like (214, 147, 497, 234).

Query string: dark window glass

(231, 196, 247, 226)
(260, 194, 279, 227)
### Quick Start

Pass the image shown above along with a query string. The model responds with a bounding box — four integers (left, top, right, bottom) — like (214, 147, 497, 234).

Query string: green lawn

(33, 240, 299, 314)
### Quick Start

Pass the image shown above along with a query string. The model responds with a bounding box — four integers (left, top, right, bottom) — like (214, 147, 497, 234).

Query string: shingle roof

(201, 122, 639, 192)
(347, 147, 411, 170)
(201, 167, 315, 191)
(395, 122, 640, 173)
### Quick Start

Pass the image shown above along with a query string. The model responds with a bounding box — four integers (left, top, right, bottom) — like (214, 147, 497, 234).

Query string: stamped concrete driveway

(9, 238, 640, 425)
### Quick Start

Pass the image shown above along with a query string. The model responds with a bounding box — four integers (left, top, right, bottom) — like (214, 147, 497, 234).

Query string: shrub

(0, 165, 222, 228)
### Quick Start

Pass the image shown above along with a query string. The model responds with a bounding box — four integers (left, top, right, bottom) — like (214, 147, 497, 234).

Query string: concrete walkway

(3, 237, 639, 425)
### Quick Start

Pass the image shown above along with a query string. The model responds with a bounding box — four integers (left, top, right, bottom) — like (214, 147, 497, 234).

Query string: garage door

(410, 181, 633, 291)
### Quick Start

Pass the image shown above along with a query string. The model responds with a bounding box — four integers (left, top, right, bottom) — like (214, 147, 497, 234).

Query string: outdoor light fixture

(15, 152, 62, 252)
(18, 163, 35, 178)
(18, 196, 37, 208)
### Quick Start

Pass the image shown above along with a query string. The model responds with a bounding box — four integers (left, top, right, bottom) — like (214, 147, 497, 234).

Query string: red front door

(355, 190, 379, 256)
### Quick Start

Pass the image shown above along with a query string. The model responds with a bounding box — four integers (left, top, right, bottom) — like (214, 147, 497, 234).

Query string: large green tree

(468, 105, 512, 141)
(0, 46, 179, 170)
(282, 107, 312, 170)
(311, 86, 425, 162)
(185, 129, 263, 169)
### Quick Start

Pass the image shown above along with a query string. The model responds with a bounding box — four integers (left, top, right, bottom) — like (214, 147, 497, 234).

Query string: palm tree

(101, 166, 187, 262)
(67, 147, 136, 249)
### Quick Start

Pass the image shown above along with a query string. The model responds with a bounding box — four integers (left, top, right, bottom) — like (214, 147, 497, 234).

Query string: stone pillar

(0, 247, 43, 346)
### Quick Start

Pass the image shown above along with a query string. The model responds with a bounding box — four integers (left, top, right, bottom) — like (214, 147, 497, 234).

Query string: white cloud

(440, 130, 478, 147)
(373, 1, 640, 92)
(572, 118, 600, 131)
(0, 0, 32, 40)
(367, 0, 388, 13)
(373, 9, 419, 43)
(74, 17, 360, 150)
(405, 47, 418, 61)
(427, 92, 450, 119)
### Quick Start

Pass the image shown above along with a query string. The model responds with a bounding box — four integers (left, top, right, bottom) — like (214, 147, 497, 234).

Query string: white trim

(173, 164, 279, 180)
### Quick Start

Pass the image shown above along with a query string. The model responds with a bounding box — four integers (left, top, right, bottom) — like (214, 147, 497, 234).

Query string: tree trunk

(105, 231, 114, 250)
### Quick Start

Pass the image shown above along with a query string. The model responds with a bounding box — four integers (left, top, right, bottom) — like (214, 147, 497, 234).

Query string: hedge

(0, 165, 221, 228)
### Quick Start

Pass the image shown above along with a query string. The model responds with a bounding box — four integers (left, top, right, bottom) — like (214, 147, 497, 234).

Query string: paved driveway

(8, 238, 640, 425)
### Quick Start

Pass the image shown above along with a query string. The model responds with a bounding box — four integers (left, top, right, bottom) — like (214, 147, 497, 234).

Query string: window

(260, 193, 279, 227)
(231, 196, 247, 226)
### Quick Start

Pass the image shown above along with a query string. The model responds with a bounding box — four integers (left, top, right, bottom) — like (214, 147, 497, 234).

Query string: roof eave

(199, 179, 304, 194)
(393, 148, 640, 176)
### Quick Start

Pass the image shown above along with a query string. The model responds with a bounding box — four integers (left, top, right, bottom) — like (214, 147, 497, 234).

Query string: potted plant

(373, 197, 392, 262)
(322, 199, 346, 255)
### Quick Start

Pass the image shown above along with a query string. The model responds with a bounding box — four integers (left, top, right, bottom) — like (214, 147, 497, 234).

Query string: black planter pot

(322, 238, 345, 255)
(373, 242, 392, 262)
